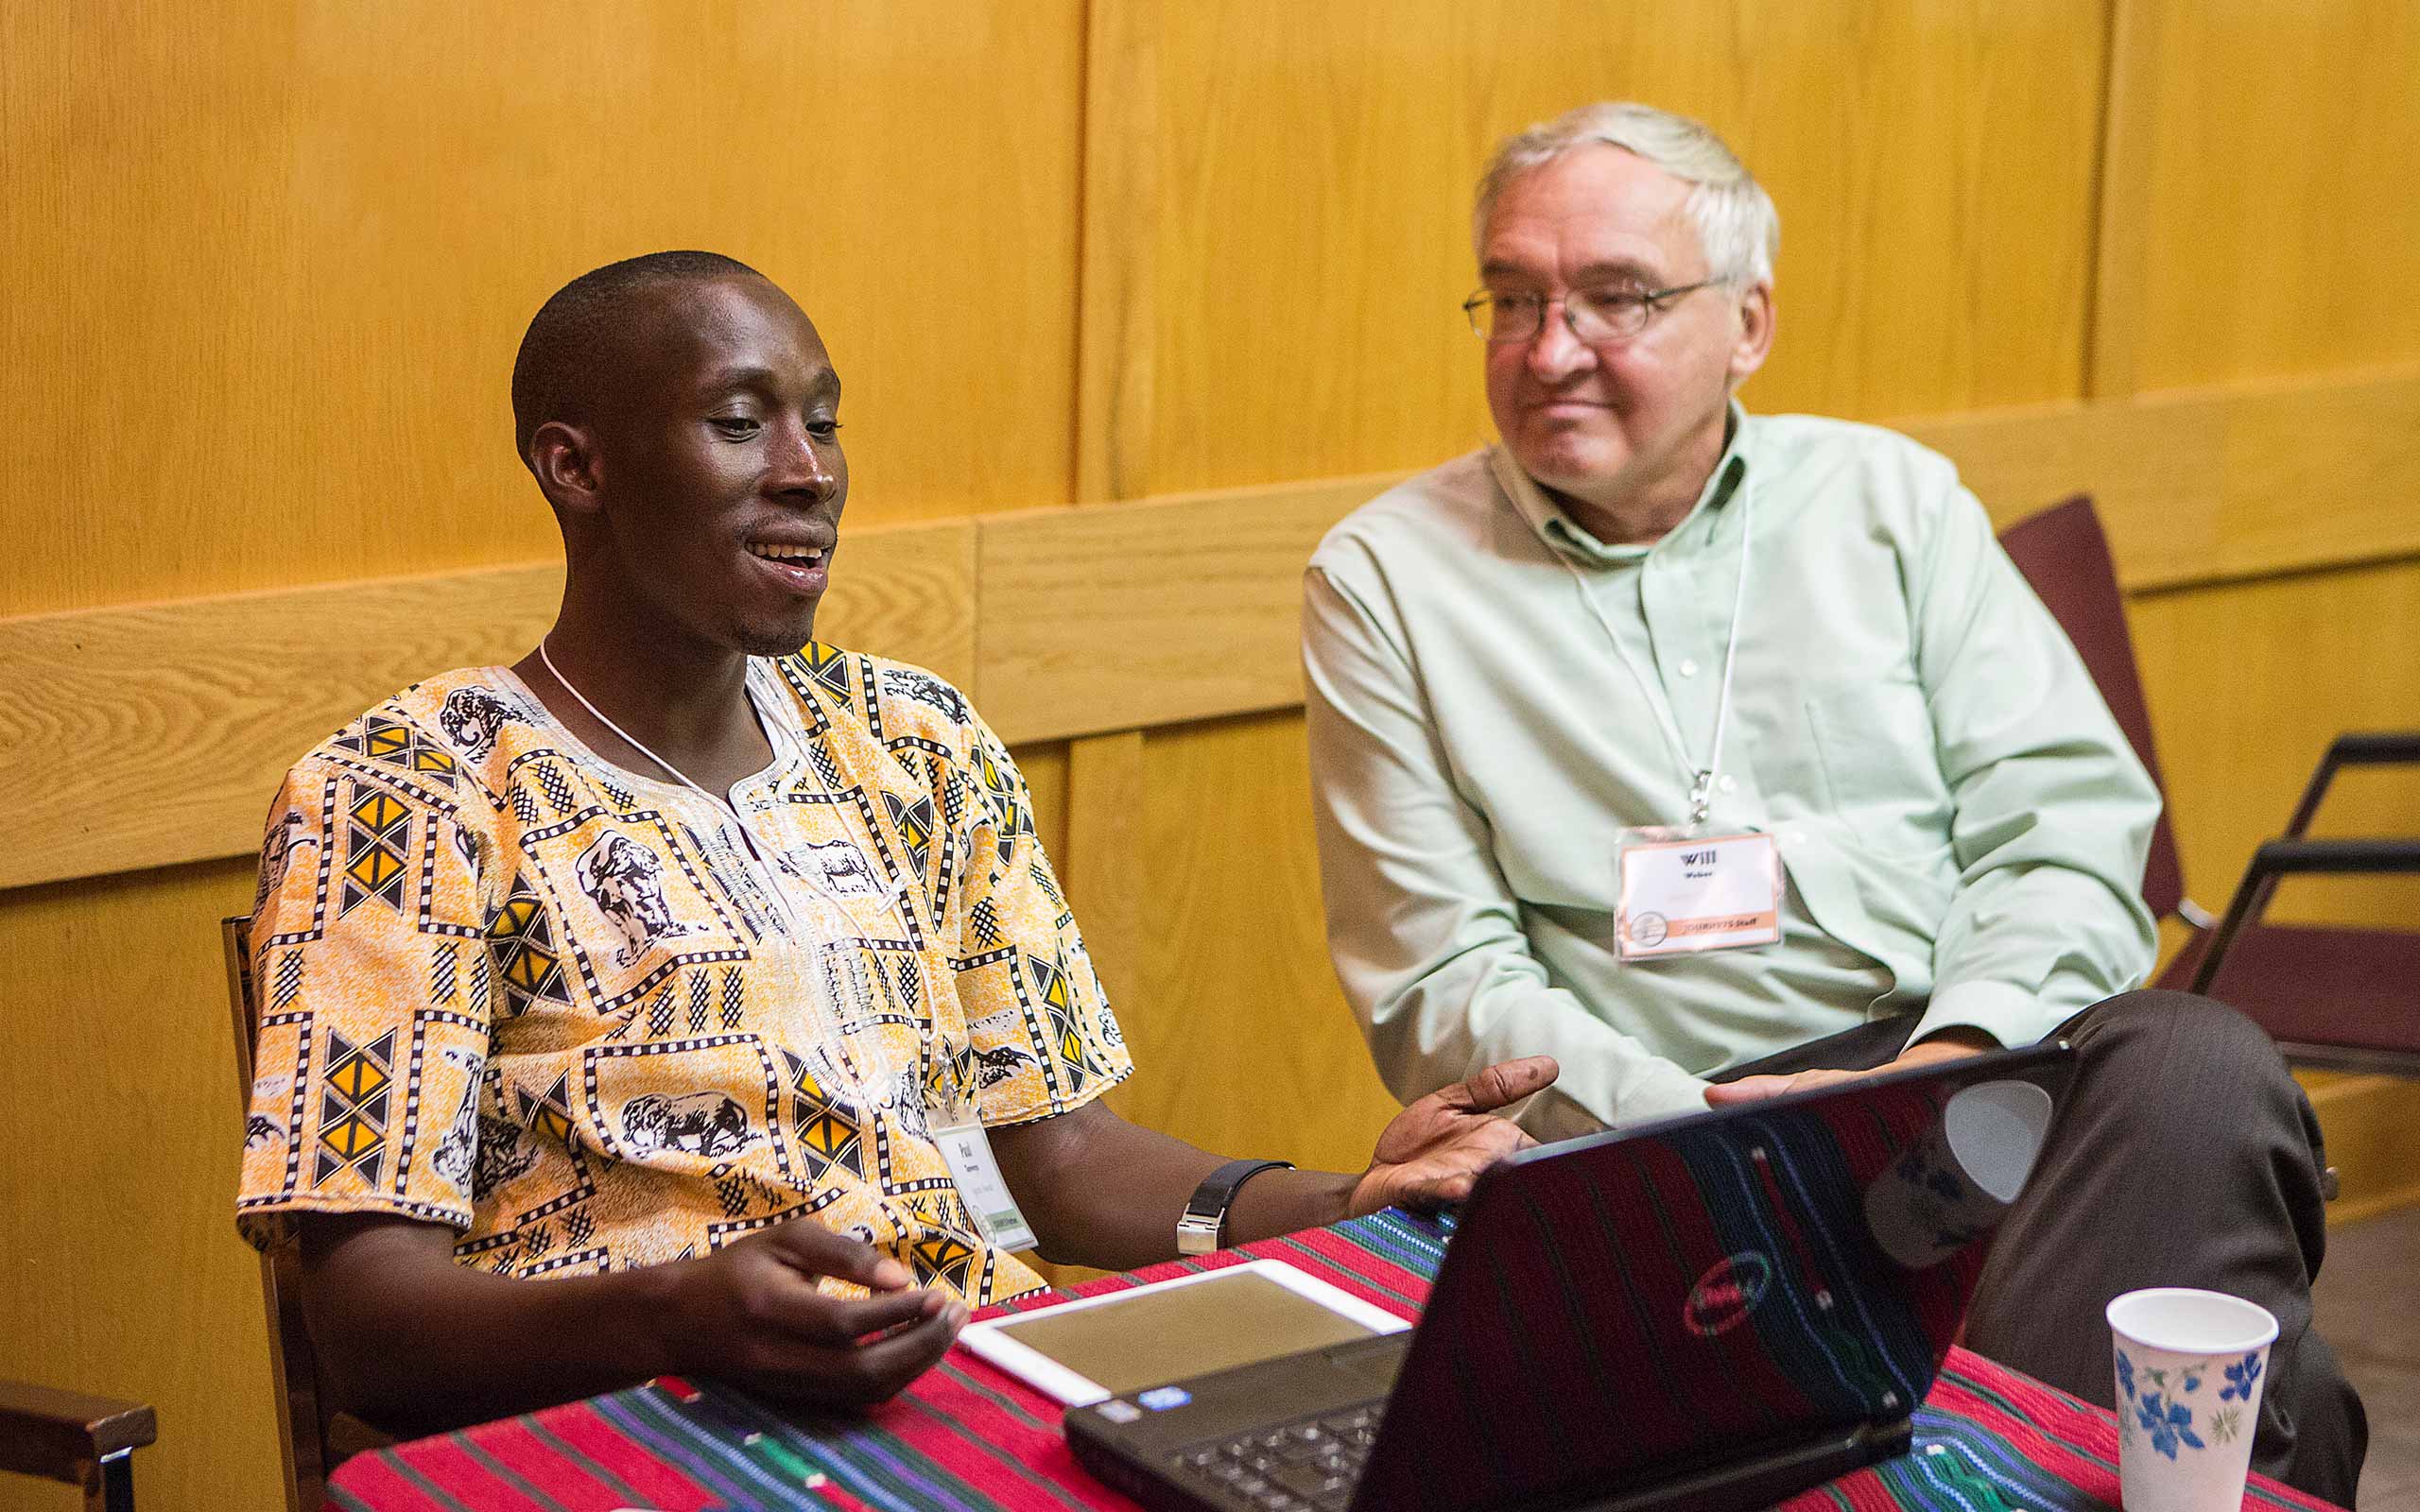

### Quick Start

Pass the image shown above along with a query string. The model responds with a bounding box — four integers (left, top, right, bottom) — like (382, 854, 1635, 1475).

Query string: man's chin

(1516, 443, 1633, 506)
(735, 616, 823, 658)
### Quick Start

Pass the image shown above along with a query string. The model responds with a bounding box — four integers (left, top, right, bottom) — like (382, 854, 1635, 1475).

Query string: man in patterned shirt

(235, 250, 1556, 1435)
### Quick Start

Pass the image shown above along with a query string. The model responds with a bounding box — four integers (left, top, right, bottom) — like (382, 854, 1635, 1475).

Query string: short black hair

(510, 249, 764, 461)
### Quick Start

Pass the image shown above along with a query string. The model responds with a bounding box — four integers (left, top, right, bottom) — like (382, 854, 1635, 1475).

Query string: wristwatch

(1176, 1159, 1296, 1256)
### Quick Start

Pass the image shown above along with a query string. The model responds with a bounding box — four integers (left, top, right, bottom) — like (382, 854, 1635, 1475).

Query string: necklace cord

(532, 640, 907, 1099)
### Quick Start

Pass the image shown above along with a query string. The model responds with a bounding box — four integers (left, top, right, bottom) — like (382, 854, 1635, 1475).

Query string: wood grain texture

(1074, 0, 1160, 504)
(2306, 1074, 2420, 1226)
(0, 522, 975, 891)
(1910, 368, 2420, 587)
(0, 856, 284, 1512)
(2117, 0, 2420, 390)
(13, 371, 2420, 891)
(1104, 712, 1404, 1175)
(972, 472, 1402, 744)
(2129, 556, 2420, 936)
(0, 0, 1083, 619)
(1144, 0, 2106, 492)
(1064, 731, 1148, 1008)
(2084, 0, 2160, 401)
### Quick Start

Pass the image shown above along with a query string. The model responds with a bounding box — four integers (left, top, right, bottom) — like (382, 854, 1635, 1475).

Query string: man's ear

(1727, 281, 1775, 390)
(527, 421, 605, 519)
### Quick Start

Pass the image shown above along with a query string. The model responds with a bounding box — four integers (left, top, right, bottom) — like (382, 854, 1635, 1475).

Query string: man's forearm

(300, 1214, 687, 1435)
(992, 1102, 1357, 1272)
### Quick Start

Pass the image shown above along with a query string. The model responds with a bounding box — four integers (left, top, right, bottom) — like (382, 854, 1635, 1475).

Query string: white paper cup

(2107, 1288, 2278, 1511)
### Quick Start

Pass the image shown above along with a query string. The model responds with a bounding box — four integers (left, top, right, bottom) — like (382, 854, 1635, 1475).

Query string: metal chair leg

(89, 1448, 135, 1512)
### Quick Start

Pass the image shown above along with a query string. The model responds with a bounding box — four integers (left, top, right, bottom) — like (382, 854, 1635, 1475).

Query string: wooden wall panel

(1103, 713, 1404, 1174)
(1137, 0, 2106, 494)
(11, 368, 2420, 890)
(973, 474, 1394, 743)
(0, 0, 1083, 618)
(0, 521, 975, 891)
(2130, 558, 2420, 932)
(0, 858, 283, 1512)
(2113, 0, 2420, 391)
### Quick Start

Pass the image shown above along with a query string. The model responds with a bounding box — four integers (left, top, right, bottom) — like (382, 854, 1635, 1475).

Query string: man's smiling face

(584, 275, 851, 657)
(1478, 144, 1770, 531)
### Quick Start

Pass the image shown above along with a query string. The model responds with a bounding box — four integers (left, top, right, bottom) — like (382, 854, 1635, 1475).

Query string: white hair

(1472, 102, 1778, 285)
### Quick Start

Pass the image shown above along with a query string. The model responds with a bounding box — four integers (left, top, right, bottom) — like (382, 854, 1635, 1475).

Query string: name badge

(933, 1115, 1040, 1254)
(1616, 830, 1784, 959)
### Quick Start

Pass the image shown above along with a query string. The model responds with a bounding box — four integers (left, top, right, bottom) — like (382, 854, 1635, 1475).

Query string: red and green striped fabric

(325, 1211, 2342, 1512)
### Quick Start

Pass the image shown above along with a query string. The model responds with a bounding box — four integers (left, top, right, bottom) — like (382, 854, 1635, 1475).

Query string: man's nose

(1524, 305, 1593, 380)
(771, 423, 839, 503)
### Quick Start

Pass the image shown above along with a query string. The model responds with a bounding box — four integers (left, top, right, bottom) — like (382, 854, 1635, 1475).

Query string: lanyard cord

(1548, 473, 1755, 830)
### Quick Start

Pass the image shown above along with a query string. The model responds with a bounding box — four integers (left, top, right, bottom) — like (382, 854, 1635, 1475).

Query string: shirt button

(1678, 658, 1702, 678)
(1789, 830, 1809, 846)
(1719, 775, 1738, 794)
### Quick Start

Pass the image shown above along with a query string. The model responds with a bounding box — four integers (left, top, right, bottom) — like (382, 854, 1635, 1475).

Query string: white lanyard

(536, 643, 904, 1100)
(1549, 473, 1754, 830)
(534, 645, 1041, 1252)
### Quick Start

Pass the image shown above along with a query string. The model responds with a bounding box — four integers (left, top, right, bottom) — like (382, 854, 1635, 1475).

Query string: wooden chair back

(223, 915, 337, 1512)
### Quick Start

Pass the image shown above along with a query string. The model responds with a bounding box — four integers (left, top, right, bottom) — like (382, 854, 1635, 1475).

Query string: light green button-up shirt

(1302, 407, 2159, 1137)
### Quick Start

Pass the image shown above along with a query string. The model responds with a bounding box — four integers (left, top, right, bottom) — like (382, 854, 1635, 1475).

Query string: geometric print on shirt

(235, 645, 1132, 1306)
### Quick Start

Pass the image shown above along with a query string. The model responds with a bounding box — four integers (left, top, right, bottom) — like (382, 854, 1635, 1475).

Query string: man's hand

(662, 1219, 965, 1408)
(1703, 1029, 1996, 1108)
(1347, 1056, 1559, 1217)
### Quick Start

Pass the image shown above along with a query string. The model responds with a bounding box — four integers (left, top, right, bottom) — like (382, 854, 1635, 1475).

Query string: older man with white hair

(1302, 101, 2364, 1501)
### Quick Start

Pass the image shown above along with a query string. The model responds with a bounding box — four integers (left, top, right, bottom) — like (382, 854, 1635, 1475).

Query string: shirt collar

(1493, 401, 1754, 565)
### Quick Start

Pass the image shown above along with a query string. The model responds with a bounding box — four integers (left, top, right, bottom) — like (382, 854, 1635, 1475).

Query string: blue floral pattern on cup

(2135, 1392, 2207, 1459)
(2116, 1346, 2258, 1461)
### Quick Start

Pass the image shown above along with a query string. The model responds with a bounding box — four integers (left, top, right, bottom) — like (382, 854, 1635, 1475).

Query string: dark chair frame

(2187, 732, 2420, 1074)
(0, 1380, 157, 1512)
(1997, 497, 2420, 1083)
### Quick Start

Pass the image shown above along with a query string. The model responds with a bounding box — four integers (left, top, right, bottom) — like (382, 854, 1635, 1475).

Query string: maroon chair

(2173, 737, 2420, 1074)
(1997, 496, 2420, 1077)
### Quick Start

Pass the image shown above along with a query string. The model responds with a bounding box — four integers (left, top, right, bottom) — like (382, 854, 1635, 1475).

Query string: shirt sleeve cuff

(1913, 980, 2062, 1050)
(1513, 1062, 1713, 1141)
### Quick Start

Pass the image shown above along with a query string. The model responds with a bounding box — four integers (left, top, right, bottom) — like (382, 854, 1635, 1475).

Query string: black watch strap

(1176, 1159, 1295, 1256)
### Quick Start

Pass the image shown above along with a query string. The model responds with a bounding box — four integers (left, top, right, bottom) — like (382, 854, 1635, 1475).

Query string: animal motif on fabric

(620, 1091, 756, 1159)
(438, 685, 520, 761)
(577, 831, 699, 967)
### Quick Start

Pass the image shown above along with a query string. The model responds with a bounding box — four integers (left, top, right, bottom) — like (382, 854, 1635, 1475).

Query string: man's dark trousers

(1718, 990, 2367, 1505)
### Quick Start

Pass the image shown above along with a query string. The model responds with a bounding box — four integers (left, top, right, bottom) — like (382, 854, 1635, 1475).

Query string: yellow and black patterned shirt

(235, 644, 1132, 1305)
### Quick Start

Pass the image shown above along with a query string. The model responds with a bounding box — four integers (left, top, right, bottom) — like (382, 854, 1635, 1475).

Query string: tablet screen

(985, 1267, 1382, 1396)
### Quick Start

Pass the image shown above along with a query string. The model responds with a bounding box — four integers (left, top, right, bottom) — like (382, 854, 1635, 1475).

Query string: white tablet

(958, 1259, 1410, 1406)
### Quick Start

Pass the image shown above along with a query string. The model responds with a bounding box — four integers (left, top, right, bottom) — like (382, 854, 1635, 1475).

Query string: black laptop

(1067, 1041, 2076, 1512)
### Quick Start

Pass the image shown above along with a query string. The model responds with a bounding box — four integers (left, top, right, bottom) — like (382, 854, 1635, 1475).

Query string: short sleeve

(235, 757, 495, 1247)
(943, 716, 1134, 1125)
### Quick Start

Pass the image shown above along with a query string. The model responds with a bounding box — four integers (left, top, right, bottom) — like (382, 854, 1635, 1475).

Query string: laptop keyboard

(1173, 1402, 1384, 1511)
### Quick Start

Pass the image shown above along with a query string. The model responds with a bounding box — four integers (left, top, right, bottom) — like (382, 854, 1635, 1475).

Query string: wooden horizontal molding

(973, 472, 1403, 744)
(0, 524, 974, 892)
(1907, 363, 2420, 591)
(6, 366, 2419, 889)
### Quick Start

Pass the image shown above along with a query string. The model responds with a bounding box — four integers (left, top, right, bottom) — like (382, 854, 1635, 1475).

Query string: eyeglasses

(1462, 280, 1725, 344)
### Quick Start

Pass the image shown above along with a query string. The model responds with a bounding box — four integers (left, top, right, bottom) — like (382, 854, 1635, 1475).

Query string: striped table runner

(325, 1211, 2339, 1512)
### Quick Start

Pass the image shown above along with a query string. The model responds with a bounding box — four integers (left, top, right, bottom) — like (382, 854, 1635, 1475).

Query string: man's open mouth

(745, 542, 827, 569)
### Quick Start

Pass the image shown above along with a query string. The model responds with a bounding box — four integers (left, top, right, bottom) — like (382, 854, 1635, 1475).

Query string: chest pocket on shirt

(1802, 676, 1952, 858)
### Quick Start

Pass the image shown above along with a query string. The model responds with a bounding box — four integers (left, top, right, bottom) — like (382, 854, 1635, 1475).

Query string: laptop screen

(1353, 1045, 2073, 1512)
